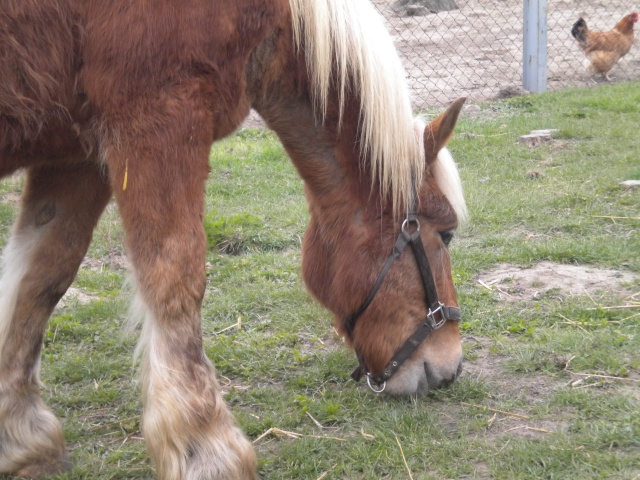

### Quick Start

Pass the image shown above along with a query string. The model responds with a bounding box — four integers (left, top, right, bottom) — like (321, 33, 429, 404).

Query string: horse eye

(439, 230, 454, 246)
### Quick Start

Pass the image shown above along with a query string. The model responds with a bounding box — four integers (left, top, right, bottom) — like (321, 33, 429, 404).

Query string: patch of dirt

(463, 336, 566, 400)
(298, 333, 345, 357)
(461, 336, 572, 440)
(619, 371, 640, 402)
(476, 261, 639, 303)
(0, 192, 20, 205)
(81, 249, 129, 271)
(58, 287, 97, 307)
(460, 259, 640, 439)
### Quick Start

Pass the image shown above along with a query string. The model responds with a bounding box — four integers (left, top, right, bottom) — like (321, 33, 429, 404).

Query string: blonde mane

(409, 117, 467, 222)
(432, 148, 468, 222)
(288, 0, 424, 214)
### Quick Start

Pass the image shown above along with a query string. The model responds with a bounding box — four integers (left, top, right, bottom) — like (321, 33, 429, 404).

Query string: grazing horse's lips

(424, 358, 463, 390)
(416, 373, 429, 396)
(424, 361, 440, 390)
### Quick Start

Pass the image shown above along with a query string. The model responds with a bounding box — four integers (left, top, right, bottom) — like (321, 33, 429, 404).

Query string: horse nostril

(424, 361, 461, 389)
(440, 374, 456, 388)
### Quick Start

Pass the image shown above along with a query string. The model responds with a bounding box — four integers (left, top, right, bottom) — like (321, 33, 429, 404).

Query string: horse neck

(255, 94, 376, 228)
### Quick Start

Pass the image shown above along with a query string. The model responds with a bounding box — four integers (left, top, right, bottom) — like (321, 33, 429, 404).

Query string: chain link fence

(374, 0, 640, 109)
(243, 1, 639, 126)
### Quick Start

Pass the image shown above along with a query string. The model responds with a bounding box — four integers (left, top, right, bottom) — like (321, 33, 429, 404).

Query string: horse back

(0, 0, 290, 168)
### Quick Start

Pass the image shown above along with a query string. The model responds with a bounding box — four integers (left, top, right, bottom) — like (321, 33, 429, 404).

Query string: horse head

(301, 98, 467, 396)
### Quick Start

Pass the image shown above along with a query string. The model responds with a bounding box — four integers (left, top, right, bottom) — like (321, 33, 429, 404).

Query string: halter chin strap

(345, 211, 462, 392)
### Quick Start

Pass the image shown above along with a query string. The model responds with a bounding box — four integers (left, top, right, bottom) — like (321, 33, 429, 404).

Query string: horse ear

(423, 97, 466, 164)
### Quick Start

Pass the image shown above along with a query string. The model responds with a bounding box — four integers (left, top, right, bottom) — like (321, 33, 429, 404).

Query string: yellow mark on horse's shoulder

(123, 159, 129, 190)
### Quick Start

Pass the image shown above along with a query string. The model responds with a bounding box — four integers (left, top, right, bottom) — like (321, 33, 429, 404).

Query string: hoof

(14, 454, 72, 479)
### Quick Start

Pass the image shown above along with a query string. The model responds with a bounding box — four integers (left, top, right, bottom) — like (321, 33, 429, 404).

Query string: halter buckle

(366, 374, 386, 393)
(427, 302, 446, 330)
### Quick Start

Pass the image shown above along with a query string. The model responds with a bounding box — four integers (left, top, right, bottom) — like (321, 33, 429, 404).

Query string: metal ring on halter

(401, 217, 420, 234)
(366, 374, 386, 393)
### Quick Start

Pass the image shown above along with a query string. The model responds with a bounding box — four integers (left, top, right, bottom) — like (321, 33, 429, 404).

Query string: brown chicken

(571, 12, 638, 81)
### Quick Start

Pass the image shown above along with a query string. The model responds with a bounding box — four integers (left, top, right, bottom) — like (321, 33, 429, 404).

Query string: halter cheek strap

(345, 212, 462, 392)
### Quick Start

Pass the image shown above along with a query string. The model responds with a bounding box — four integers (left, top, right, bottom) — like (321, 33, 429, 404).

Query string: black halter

(345, 207, 462, 393)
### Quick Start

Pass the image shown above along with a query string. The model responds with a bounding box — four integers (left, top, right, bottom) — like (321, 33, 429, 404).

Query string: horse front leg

(107, 113, 256, 480)
(0, 161, 111, 477)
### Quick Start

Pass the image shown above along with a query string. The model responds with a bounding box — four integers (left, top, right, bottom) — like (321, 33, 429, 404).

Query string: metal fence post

(523, 0, 548, 92)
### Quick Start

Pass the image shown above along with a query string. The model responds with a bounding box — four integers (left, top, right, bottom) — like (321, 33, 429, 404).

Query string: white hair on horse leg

(432, 148, 468, 222)
(0, 388, 66, 473)
(0, 231, 67, 473)
(0, 233, 36, 365)
(132, 295, 256, 479)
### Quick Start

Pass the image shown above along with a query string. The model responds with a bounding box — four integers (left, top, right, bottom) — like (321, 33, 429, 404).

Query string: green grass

(1, 82, 639, 479)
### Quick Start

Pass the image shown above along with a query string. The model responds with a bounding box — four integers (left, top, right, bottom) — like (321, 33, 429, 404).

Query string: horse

(0, 0, 467, 478)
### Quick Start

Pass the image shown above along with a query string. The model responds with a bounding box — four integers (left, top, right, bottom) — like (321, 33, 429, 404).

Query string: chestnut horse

(0, 0, 467, 478)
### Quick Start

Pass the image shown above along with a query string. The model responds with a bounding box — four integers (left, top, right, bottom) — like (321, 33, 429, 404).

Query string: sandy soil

(244, 0, 639, 127)
(374, 0, 640, 109)
(462, 261, 639, 439)
(477, 261, 639, 303)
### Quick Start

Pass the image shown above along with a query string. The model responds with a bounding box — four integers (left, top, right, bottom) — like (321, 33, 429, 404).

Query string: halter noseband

(344, 207, 462, 393)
